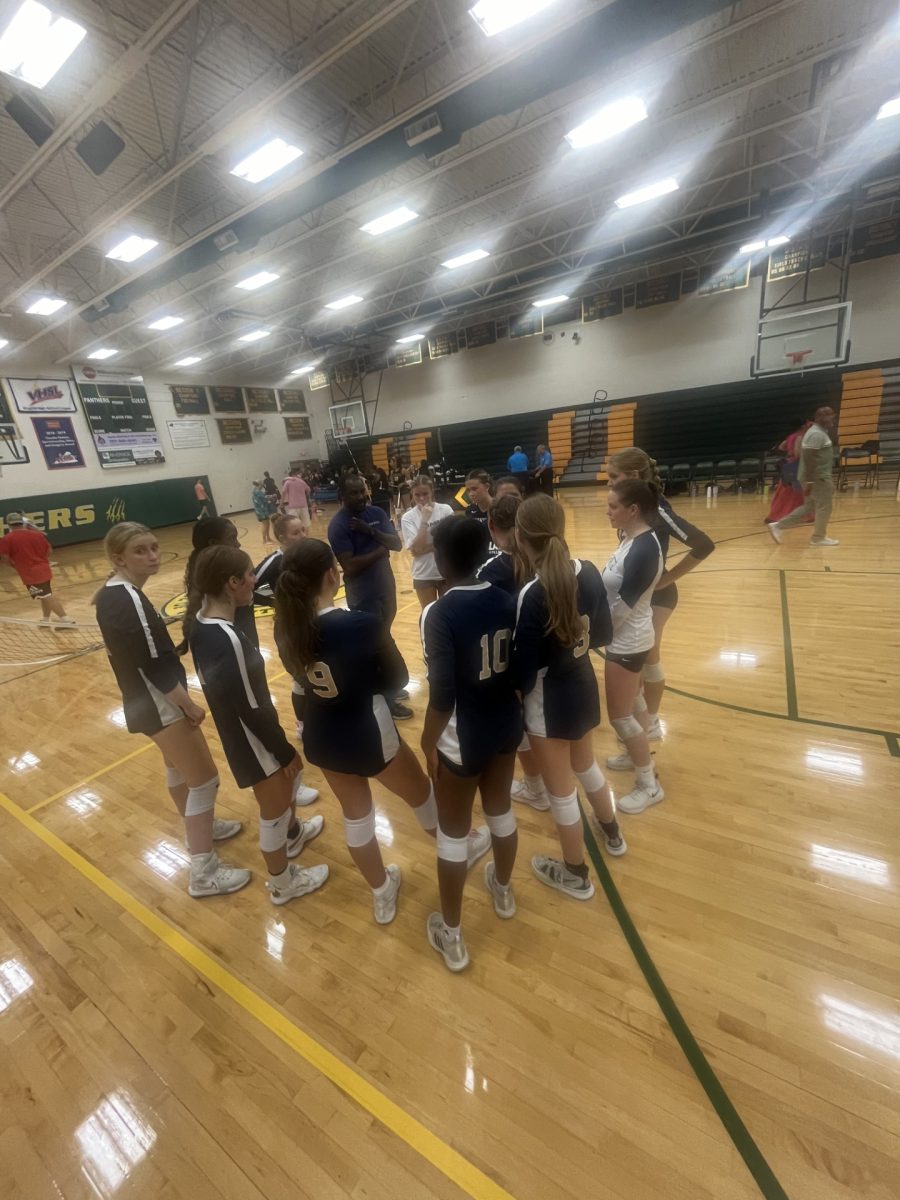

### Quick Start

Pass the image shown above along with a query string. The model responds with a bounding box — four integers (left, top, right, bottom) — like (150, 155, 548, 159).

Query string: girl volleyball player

(420, 516, 522, 972)
(602, 479, 665, 813)
(93, 523, 249, 899)
(274, 539, 491, 926)
(252, 513, 319, 807)
(400, 475, 454, 608)
(186, 546, 329, 905)
(181, 517, 258, 649)
(514, 495, 626, 900)
(605, 449, 713, 756)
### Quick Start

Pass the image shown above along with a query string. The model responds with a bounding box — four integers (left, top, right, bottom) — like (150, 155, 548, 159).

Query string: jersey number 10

(478, 629, 511, 681)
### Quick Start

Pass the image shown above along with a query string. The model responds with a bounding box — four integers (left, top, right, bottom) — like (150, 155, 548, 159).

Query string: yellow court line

(25, 743, 155, 814)
(0, 789, 515, 1200)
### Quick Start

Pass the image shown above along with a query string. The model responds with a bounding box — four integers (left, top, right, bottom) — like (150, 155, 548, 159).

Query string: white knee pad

(549, 789, 581, 826)
(632, 691, 648, 715)
(184, 775, 218, 816)
(343, 808, 377, 848)
(485, 809, 517, 839)
(611, 714, 643, 740)
(165, 765, 185, 789)
(642, 660, 665, 683)
(259, 806, 292, 852)
(413, 786, 438, 832)
(575, 761, 606, 793)
(437, 829, 470, 862)
(518, 733, 531, 752)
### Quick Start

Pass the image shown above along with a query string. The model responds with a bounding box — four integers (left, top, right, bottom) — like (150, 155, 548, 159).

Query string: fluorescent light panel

(615, 177, 679, 209)
(230, 137, 303, 184)
(107, 235, 158, 263)
(396, 333, 424, 343)
(147, 315, 183, 331)
(87, 348, 117, 360)
(442, 248, 490, 269)
(290, 363, 317, 375)
(468, 0, 557, 37)
(740, 235, 791, 254)
(876, 96, 900, 121)
(0, 1, 86, 89)
(766, 234, 790, 247)
(0, 339, 8, 349)
(325, 294, 363, 310)
(238, 329, 271, 342)
(532, 294, 568, 307)
(360, 206, 419, 236)
(235, 270, 280, 291)
(565, 96, 648, 149)
(26, 296, 66, 315)
(174, 356, 203, 366)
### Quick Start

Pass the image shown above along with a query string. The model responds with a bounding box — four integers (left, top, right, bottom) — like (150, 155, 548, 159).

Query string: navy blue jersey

(652, 495, 715, 563)
(252, 547, 283, 603)
(289, 607, 408, 776)
(476, 551, 518, 595)
(327, 505, 397, 610)
(513, 559, 611, 740)
(96, 578, 187, 736)
(190, 616, 295, 788)
(421, 583, 523, 776)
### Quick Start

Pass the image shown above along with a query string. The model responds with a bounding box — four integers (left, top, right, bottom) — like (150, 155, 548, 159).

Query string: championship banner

(32, 416, 85, 469)
(0, 476, 212, 546)
(7, 376, 77, 414)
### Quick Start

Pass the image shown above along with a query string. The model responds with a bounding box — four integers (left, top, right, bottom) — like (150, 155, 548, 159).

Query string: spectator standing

(768, 406, 839, 547)
(327, 474, 413, 721)
(368, 466, 392, 518)
(281, 468, 312, 530)
(251, 481, 274, 545)
(400, 475, 454, 608)
(533, 444, 554, 495)
(506, 444, 529, 494)
(0, 513, 75, 628)
(194, 478, 211, 519)
(262, 471, 281, 508)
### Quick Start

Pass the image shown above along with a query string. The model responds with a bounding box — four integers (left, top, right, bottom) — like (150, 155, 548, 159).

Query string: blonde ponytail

(516, 495, 581, 647)
(608, 447, 662, 491)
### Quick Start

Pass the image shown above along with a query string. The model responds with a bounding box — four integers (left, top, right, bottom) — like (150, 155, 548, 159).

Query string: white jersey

(601, 529, 663, 655)
(401, 503, 454, 581)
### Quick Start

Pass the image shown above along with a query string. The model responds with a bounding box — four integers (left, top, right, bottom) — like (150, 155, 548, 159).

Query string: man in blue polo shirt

(533, 443, 553, 495)
(506, 445, 528, 473)
(327, 473, 413, 720)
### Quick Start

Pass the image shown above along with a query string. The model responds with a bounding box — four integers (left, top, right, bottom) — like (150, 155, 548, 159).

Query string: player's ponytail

(274, 538, 337, 676)
(179, 518, 240, 649)
(183, 545, 252, 644)
(91, 521, 152, 604)
(608, 447, 662, 493)
(515, 495, 582, 647)
(488, 494, 531, 589)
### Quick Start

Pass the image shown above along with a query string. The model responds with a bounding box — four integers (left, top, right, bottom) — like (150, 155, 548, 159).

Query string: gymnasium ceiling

(0, 0, 899, 381)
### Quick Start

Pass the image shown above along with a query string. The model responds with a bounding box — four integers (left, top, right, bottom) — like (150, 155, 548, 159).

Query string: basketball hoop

(785, 349, 812, 368)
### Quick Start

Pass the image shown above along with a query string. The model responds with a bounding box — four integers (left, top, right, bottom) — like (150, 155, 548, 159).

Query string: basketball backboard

(752, 301, 851, 376)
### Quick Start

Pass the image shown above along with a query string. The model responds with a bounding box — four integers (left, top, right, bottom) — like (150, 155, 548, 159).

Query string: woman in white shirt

(400, 476, 454, 608)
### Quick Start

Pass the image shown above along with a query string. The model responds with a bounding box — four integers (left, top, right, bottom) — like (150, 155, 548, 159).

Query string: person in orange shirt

(0, 512, 75, 628)
(194, 478, 211, 519)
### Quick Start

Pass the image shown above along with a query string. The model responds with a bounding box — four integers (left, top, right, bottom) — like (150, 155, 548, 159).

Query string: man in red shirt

(0, 512, 75, 628)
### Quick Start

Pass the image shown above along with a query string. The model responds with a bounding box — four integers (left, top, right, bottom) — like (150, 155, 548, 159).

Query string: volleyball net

(0, 615, 105, 673)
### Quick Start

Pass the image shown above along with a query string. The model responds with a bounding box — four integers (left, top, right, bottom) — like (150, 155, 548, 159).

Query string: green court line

(886, 735, 900, 759)
(580, 810, 791, 1200)
(778, 571, 799, 720)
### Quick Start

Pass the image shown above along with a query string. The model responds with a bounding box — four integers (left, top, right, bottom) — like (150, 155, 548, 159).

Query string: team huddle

(92, 447, 713, 972)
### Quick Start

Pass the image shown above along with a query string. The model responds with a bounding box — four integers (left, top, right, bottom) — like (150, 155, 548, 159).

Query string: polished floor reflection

(1, 488, 899, 1200)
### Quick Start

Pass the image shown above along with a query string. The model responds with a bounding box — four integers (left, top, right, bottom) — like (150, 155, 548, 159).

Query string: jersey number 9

(478, 629, 511, 681)
(307, 661, 339, 698)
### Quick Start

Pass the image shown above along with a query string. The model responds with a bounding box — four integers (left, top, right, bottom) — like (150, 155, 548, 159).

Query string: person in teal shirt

(251, 481, 274, 545)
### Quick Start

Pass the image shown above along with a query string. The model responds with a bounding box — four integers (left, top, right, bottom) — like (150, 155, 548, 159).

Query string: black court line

(778, 571, 799, 720)
(580, 810, 791, 1200)
(707, 510, 900, 550)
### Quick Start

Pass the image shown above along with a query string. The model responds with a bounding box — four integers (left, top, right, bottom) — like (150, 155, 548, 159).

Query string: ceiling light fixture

(615, 177, 679, 209)
(147, 315, 184, 331)
(739, 240, 766, 254)
(174, 356, 203, 367)
(360, 206, 419, 236)
(396, 333, 425, 343)
(0, 1, 86, 89)
(87, 348, 118, 360)
(532, 294, 569, 307)
(290, 363, 318, 375)
(766, 234, 791, 247)
(26, 296, 66, 315)
(876, 96, 900, 121)
(468, 0, 557, 37)
(441, 248, 490, 269)
(0, 338, 9, 350)
(230, 137, 303, 184)
(235, 270, 280, 291)
(325, 294, 363, 310)
(238, 329, 271, 343)
(564, 96, 648, 149)
(106, 235, 158, 263)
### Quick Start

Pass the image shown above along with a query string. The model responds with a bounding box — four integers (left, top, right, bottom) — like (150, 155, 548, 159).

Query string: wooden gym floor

(1, 486, 898, 1200)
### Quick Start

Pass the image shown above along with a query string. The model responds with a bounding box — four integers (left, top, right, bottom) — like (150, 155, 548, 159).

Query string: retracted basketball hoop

(785, 348, 813, 368)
